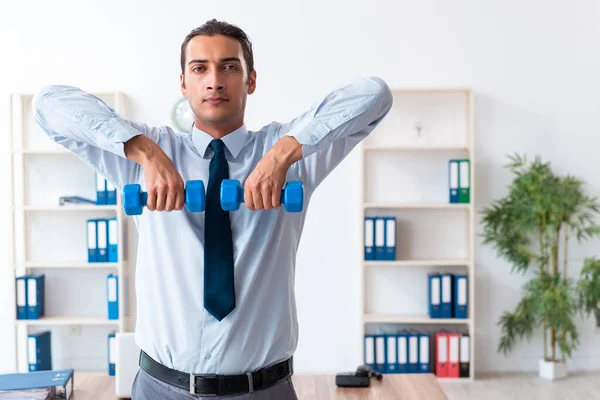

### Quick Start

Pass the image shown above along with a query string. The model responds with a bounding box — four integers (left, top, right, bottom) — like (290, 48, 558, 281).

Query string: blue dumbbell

(220, 179, 304, 212)
(122, 180, 206, 216)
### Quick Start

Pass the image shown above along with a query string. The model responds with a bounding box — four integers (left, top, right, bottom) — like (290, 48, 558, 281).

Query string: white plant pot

(539, 359, 568, 380)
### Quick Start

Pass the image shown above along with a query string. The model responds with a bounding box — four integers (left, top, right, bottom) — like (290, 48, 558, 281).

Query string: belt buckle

(190, 373, 218, 396)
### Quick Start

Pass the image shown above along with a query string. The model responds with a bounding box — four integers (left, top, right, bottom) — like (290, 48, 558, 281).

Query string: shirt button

(342, 112, 349, 119)
(205, 354, 212, 360)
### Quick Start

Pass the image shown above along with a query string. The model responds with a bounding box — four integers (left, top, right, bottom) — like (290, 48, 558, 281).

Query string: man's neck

(194, 121, 244, 139)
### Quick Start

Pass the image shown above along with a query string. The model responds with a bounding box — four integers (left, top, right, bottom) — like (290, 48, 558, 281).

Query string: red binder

(435, 333, 448, 377)
(447, 333, 460, 378)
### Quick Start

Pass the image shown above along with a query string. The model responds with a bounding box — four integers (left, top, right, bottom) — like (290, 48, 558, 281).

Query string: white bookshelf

(9, 91, 131, 374)
(359, 88, 475, 381)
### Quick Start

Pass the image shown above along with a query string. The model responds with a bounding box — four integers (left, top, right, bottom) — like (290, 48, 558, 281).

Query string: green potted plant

(480, 153, 600, 380)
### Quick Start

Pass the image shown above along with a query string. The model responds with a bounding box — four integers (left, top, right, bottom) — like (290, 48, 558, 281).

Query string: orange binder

(435, 333, 448, 377)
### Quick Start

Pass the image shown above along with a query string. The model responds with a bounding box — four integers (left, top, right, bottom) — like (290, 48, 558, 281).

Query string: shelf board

(363, 202, 471, 210)
(21, 261, 124, 269)
(16, 205, 119, 212)
(15, 316, 120, 326)
(364, 260, 470, 267)
(13, 148, 71, 155)
(363, 145, 469, 152)
(363, 313, 470, 325)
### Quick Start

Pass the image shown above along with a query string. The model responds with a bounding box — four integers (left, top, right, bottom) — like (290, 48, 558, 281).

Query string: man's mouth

(205, 97, 228, 105)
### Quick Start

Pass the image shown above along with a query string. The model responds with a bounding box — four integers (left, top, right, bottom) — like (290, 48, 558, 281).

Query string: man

(33, 19, 392, 399)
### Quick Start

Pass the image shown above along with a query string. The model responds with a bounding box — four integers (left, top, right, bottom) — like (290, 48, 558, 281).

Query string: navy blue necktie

(204, 139, 235, 321)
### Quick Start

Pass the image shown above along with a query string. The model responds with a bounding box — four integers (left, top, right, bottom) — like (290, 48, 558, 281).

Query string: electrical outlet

(70, 325, 81, 336)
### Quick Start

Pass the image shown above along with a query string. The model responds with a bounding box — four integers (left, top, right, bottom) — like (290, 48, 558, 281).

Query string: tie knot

(209, 139, 225, 154)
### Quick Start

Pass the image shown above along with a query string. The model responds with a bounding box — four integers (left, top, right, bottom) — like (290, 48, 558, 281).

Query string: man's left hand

(244, 136, 302, 210)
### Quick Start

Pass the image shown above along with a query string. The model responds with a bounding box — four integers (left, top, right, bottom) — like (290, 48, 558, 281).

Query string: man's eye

(192, 66, 205, 72)
(224, 65, 237, 70)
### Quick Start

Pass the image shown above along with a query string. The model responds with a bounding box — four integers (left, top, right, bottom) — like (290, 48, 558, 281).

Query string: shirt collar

(191, 123, 249, 159)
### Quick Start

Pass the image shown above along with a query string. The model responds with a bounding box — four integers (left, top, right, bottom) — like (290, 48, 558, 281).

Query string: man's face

(180, 34, 256, 133)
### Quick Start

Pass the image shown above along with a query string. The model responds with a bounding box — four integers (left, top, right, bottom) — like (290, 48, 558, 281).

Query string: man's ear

(180, 73, 187, 97)
(247, 70, 257, 95)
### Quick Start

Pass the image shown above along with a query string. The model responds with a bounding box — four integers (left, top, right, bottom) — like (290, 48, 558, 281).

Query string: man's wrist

(270, 136, 303, 169)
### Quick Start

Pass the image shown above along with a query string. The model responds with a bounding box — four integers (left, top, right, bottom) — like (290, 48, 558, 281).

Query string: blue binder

(27, 275, 45, 319)
(454, 274, 468, 319)
(108, 333, 116, 376)
(440, 273, 454, 319)
(384, 217, 396, 260)
(374, 217, 385, 260)
(374, 334, 386, 373)
(397, 333, 408, 373)
(364, 334, 376, 371)
(87, 219, 98, 263)
(107, 274, 118, 320)
(428, 273, 441, 319)
(448, 160, 459, 203)
(385, 334, 398, 373)
(407, 333, 419, 373)
(28, 331, 52, 372)
(0, 369, 73, 399)
(418, 333, 430, 373)
(364, 217, 375, 260)
(97, 219, 108, 263)
(16, 276, 28, 319)
(96, 172, 107, 205)
(106, 181, 117, 205)
(108, 218, 118, 262)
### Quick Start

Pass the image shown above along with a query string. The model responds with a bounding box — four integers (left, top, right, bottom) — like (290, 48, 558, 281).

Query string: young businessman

(33, 19, 392, 399)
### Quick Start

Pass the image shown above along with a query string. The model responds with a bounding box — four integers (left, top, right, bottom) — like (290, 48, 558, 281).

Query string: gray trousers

(131, 367, 299, 400)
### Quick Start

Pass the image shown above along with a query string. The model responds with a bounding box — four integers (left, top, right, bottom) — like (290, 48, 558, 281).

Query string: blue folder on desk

(28, 331, 52, 372)
(27, 274, 45, 319)
(0, 369, 73, 399)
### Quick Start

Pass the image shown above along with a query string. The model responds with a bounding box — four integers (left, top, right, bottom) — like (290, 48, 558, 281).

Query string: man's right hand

(124, 135, 185, 212)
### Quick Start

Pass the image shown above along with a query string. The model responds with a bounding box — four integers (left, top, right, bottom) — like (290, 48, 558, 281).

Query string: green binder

(459, 159, 470, 203)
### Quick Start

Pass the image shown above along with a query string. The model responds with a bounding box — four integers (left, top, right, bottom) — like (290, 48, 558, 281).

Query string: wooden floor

(440, 371, 600, 400)
(70, 370, 600, 399)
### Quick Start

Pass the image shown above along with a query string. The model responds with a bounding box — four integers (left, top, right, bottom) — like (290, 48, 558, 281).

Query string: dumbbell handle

(235, 187, 289, 204)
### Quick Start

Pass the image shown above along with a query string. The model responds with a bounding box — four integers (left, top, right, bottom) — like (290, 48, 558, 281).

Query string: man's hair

(180, 19, 254, 80)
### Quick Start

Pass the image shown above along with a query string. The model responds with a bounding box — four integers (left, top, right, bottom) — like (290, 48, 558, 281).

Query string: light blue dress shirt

(31, 76, 393, 375)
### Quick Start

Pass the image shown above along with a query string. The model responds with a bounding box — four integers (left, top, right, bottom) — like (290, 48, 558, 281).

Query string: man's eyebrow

(188, 57, 242, 65)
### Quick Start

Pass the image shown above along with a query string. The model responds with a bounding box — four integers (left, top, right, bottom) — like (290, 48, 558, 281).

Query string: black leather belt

(139, 350, 293, 396)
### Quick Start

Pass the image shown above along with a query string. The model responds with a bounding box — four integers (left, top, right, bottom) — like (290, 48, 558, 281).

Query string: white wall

(2, 0, 600, 375)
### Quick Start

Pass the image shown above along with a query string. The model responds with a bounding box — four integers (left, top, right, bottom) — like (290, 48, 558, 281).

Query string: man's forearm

(124, 135, 158, 167)
(268, 136, 303, 170)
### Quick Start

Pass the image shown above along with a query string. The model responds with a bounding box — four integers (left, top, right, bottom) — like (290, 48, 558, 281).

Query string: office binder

(16, 276, 28, 319)
(397, 333, 408, 373)
(386, 334, 397, 373)
(97, 219, 108, 263)
(0, 369, 73, 399)
(418, 333, 430, 373)
(87, 219, 98, 263)
(448, 160, 459, 203)
(27, 275, 45, 319)
(459, 159, 470, 203)
(435, 333, 448, 377)
(454, 274, 468, 318)
(375, 335, 386, 373)
(106, 181, 117, 205)
(374, 217, 385, 260)
(460, 334, 470, 378)
(440, 273, 453, 319)
(28, 331, 52, 372)
(428, 273, 441, 319)
(108, 218, 118, 262)
(384, 217, 396, 260)
(447, 333, 460, 378)
(364, 335, 375, 370)
(364, 217, 375, 260)
(107, 274, 119, 320)
(96, 172, 107, 205)
(408, 333, 419, 374)
(108, 333, 116, 376)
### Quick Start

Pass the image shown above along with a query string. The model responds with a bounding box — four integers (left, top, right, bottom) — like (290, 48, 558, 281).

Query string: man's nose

(206, 70, 224, 91)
